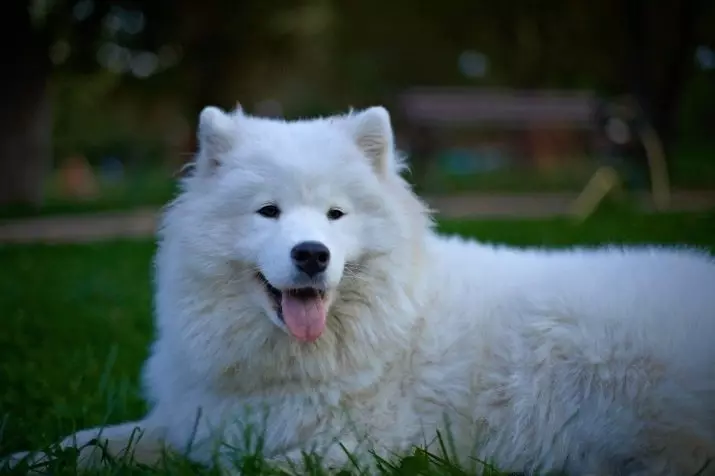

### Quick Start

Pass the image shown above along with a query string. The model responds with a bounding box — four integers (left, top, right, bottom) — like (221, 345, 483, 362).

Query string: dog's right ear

(195, 105, 240, 176)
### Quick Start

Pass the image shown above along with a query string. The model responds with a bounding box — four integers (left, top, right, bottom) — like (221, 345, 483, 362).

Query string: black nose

(291, 241, 330, 277)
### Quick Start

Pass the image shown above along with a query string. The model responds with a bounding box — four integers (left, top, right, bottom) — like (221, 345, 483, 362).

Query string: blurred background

(2, 1, 715, 461)
(1, 0, 714, 228)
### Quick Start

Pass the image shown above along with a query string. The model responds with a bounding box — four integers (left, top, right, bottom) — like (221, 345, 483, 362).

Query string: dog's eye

(257, 204, 281, 219)
(326, 208, 345, 220)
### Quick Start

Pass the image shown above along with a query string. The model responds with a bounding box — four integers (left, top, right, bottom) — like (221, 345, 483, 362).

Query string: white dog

(6, 105, 715, 475)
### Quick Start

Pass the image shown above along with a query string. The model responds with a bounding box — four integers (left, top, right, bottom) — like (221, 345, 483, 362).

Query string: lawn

(1, 211, 714, 475)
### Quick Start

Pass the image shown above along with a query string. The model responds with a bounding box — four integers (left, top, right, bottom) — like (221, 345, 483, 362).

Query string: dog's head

(158, 105, 429, 345)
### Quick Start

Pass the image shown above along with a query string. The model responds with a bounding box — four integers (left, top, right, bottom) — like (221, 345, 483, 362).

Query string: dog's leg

(4, 419, 168, 472)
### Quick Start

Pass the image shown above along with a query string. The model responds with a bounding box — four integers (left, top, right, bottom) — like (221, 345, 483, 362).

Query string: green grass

(1, 211, 714, 475)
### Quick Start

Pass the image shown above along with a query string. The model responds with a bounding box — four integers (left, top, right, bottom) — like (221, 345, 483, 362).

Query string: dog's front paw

(2, 450, 33, 470)
(2, 426, 146, 474)
(3, 449, 63, 475)
(2, 440, 111, 474)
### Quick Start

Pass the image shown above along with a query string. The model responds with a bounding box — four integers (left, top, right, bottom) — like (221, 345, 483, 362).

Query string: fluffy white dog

(6, 105, 715, 476)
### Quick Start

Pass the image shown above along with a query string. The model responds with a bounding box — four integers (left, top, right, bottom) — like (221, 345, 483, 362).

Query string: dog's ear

(348, 106, 396, 177)
(195, 105, 241, 176)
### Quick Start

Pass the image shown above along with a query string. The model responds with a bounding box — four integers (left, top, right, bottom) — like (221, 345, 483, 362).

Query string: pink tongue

(281, 293, 326, 342)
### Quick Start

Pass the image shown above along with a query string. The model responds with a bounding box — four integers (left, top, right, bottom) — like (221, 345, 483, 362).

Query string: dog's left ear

(347, 106, 396, 177)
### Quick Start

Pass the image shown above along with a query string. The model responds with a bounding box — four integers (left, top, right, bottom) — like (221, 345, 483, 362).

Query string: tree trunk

(624, 0, 652, 126)
(624, 0, 700, 153)
(650, 0, 700, 150)
(0, 2, 51, 207)
(175, 0, 237, 155)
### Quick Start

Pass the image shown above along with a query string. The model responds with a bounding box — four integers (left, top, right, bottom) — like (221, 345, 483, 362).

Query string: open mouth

(257, 273, 328, 342)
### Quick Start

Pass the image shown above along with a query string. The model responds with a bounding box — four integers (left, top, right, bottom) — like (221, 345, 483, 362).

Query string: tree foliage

(1, 0, 713, 205)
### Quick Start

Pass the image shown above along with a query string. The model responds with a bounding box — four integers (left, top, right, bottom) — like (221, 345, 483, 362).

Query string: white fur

(6, 106, 715, 476)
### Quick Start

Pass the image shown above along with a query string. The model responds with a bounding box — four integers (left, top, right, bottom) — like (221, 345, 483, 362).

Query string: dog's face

(168, 106, 414, 343)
